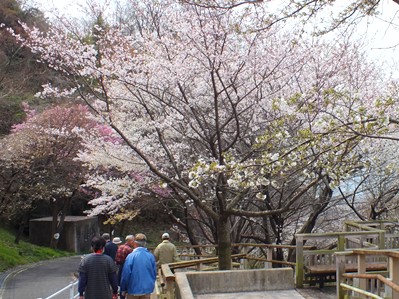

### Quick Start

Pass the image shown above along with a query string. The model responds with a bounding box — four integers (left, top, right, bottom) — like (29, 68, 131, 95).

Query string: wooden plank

(161, 264, 175, 281)
(246, 256, 295, 266)
(297, 231, 384, 238)
(158, 268, 165, 287)
(306, 262, 387, 275)
(296, 235, 304, 288)
(352, 249, 399, 259)
(167, 253, 246, 269)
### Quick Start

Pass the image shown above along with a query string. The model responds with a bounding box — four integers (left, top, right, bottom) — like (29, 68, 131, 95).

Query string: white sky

(355, 0, 399, 76)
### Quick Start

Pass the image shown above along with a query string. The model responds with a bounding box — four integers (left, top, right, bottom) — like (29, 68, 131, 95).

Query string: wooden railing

(295, 230, 386, 288)
(155, 243, 302, 299)
(294, 220, 399, 289)
(336, 249, 399, 299)
(156, 220, 399, 298)
(157, 253, 246, 299)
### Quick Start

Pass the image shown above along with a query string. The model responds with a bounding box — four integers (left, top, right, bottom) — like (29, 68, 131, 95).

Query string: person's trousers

(126, 294, 151, 299)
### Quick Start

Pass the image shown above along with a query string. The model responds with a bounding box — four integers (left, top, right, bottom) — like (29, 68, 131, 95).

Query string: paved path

(0, 256, 81, 299)
(195, 290, 306, 298)
(297, 286, 336, 299)
(0, 256, 337, 299)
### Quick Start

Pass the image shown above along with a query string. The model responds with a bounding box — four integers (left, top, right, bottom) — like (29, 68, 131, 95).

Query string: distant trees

(0, 0, 49, 136)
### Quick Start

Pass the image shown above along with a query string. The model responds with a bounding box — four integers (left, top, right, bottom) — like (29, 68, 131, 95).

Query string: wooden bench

(305, 262, 387, 288)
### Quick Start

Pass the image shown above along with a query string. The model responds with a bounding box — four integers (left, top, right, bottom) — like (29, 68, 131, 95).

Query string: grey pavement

(0, 256, 337, 299)
(195, 290, 306, 298)
(0, 256, 82, 299)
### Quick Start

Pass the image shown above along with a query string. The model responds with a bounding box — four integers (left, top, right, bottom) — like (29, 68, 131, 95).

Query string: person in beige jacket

(153, 233, 179, 266)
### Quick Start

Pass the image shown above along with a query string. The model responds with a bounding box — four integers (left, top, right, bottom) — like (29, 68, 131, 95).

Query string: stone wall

(29, 216, 99, 253)
(175, 268, 295, 299)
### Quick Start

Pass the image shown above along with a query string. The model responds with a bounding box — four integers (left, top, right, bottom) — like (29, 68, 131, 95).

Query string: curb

(0, 262, 42, 299)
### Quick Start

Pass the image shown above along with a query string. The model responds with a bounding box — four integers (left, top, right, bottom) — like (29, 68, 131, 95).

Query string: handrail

(149, 243, 314, 250)
(245, 255, 296, 266)
(37, 280, 78, 299)
(168, 253, 246, 269)
(336, 249, 399, 299)
(345, 221, 385, 232)
(340, 283, 384, 299)
(352, 248, 399, 258)
(158, 253, 247, 299)
(296, 230, 385, 238)
(343, 273, 399, 293)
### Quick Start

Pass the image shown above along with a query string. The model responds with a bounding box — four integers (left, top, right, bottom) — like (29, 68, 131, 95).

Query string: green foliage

(0, 95, 28, 136)
(0, 227, 74, 272)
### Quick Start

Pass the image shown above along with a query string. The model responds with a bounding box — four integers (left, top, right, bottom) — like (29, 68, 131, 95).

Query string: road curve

(0, 256, 82, 299)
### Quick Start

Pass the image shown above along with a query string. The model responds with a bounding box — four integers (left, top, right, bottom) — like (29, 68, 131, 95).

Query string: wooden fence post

(266, 246, 273, 269)
(357, 254, 366, 290)
(379, 231, 386, 249)
(390, 256, 399, 299)
(242, 246, 248, 269)
(295, 235, 304, 288)
(338, 235, 345, 251)
(336, 253, 347, 299)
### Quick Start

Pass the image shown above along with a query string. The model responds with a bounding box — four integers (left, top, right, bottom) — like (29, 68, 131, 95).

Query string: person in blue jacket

(120, 233, 156, 299)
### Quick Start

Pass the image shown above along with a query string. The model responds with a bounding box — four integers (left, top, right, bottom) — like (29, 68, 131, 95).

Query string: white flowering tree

(12, 0, 398, 268)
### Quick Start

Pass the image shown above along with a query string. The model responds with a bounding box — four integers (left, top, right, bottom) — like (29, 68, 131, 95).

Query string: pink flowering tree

(12, 0, 399, 268)
(0, 103, 101, 246)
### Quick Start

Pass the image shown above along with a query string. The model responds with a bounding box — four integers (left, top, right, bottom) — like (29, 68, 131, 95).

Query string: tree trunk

(287, 185, 332, 262)
(14, 210, 31, 244)
(217, 216, 232, 270)
(49, 191, 75, 249)
(185, 216, 202, 256)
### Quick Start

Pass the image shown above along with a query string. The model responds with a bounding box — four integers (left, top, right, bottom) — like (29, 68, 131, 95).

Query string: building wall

(29, 216, 99, 253)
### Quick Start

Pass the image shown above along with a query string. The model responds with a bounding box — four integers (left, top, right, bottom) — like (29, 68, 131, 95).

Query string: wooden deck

(297, 286, 336, 299)
(304, 261, 387, 288)
(306, 262, 387, 275)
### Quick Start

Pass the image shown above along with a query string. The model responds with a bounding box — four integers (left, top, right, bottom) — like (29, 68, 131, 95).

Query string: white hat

(162, 233, 170, 239)
(102, 233, 111, 240)
(112, 237, 122, 244)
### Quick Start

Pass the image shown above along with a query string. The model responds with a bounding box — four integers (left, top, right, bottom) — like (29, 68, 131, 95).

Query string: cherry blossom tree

(12, 0, 398, 268)
(181, 0, 399, 33)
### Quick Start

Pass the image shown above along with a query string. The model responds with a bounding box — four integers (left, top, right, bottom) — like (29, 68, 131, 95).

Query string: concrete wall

(29, 216, 99, 253)
(175, 268, 294, 299)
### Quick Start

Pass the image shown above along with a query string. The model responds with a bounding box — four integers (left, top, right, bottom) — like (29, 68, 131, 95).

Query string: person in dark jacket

(78, 236, 118, 299)
(102, 233, 118, 261)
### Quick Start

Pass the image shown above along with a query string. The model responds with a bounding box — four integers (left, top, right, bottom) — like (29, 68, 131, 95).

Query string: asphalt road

(0, 256, 82, 299)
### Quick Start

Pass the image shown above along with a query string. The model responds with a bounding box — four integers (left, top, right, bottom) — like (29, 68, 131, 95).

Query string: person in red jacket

(115, 235, 136, 299)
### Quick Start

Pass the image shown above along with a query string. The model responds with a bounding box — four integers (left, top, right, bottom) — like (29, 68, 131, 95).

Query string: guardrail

(336, 249, 399, 299)
(37, 280, 79, 299)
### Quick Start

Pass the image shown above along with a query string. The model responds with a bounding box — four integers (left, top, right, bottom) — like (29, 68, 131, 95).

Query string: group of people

(78, 232, 179, 299)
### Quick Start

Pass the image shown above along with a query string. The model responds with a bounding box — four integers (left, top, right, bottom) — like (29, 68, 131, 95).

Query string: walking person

(113, 236, 122, 246)
(102, 233, 118, 261)
(115, 235, 136, 299)
(78, 236, 118, 299)
(120, 233, 157, 299)
(154, 232, 180, 266)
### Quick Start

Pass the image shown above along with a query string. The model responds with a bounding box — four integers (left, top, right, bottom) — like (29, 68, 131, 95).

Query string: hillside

(0, 227, 73, 272)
